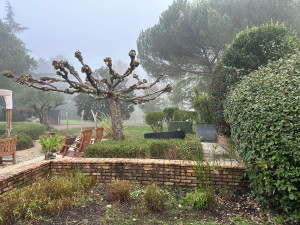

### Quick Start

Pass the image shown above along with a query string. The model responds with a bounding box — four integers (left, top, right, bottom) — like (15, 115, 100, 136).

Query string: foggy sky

(0, 0, 174, 72)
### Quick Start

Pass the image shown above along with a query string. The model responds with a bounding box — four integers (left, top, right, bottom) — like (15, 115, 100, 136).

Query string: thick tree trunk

(35, 105, 50, 129)
(106, 96, 125, 140)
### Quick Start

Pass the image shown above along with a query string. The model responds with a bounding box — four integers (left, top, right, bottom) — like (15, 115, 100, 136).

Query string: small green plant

(145, 111, 165, 132)
(107, 180, 132, 203)
(184, 191, 208, 210)
(144, 183, 165, 212)
(39, 135, 63, 153)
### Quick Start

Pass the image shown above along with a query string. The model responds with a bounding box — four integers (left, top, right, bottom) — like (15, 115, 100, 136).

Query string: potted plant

(192, 87, 217, 141)
(40, 135, 64, 159)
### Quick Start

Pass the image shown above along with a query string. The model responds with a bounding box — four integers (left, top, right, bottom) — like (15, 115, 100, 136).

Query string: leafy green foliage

(0, 132, 33, 150)
(0, 122, 45, 140)
(0, 171, 94, 225)
(84, 138, 202, 160)
(212, 22, 299, 136)
(0, 20, 36, 76)
(173, 110, 197, 123)
(210, 61, 239, 135)
(224, 51, 300, 215)
(163, 107, 179, 123)
(145, 111, 165, 132)
(144, 184, 165, 212)
(191, 87, 213, 124)
(223, 22, 299, 72)
(20, 88, 65, 128)
(39, 135, 63, 153)
(107, 180, 132, 203)
(184, 191, 208, 210)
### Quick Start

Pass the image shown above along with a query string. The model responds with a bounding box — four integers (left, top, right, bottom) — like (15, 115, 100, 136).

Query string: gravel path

(0, 140, 44, 170)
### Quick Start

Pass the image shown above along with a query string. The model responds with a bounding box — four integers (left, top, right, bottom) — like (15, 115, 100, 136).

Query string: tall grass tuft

(107, 180, 132, 203)
(0, 170, 94, 225)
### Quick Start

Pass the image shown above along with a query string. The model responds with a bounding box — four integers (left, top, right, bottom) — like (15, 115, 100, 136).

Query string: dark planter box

(168, 121, 193, 133)
(196, 124, 217, 142)
(144, 131, 185, 139)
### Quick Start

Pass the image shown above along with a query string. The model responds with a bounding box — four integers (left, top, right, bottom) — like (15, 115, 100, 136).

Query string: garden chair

(91, 127, 104, 144)
(59, 129, 93, 158)
(0, 136, 17, 165)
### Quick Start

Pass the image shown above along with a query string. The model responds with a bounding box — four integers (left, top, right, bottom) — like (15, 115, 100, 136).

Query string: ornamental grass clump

(224, 51, 300, 216)
(144, 183, 165, 212)
(107, 180, 132, 203)
(0, 170, 94, 225)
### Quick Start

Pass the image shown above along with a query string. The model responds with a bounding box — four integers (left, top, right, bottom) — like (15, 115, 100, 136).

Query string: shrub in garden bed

(224, 51, 300, 215)
(0, 122, 45, 140)
(85, 136, 202, 160)
(145, 111, 165, 132)
(0, 132, 34, 150)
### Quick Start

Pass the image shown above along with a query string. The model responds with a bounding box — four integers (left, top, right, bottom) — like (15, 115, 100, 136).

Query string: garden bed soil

(15, 183, 283, 225)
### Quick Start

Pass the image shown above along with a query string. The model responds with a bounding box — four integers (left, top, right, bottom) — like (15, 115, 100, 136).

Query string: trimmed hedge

(163, 107, 179, 123)
(173, 110, 197, 123)
(212, 22, 299, 136)
(85, 137, 202, 160)
(0, 122, 45, 140)
(0, 132, 34, 151)
(224, 52, 300, 215)
(145, 112, 165, 132)
(223, 22, 299, 72)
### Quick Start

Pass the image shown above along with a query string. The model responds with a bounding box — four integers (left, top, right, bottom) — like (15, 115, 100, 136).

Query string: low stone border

(0, 157, 248, 197)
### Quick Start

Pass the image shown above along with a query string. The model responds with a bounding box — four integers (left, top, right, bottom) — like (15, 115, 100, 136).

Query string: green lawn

(60, 120, 94, 125)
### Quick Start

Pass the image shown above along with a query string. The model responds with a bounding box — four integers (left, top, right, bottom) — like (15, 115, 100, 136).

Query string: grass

(60, 120, 95, 125)
(0, 170, 94, 225)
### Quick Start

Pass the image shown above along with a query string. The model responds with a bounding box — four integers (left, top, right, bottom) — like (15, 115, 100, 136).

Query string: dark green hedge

(145, 112, 165, 132)
(173, 110, 197, 123)
(85, 137, 202, 160)
(0, 132, 34, 151)
(0, 122, 45, 140)
(223, 22, 299, 72)
(224, 52, 300, 215)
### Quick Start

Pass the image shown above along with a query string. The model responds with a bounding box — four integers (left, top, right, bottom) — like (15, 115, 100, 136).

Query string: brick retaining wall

(0, 158, 248, 197)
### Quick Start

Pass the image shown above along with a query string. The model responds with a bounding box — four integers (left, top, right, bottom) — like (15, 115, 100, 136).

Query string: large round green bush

(224, 52, 300, 215)
(212, 22, 299, 136)
(223, 22, 299, 71)
(145, 112, 165, 132)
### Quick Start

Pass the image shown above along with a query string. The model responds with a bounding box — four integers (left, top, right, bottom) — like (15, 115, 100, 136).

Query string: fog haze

(0, 0, 174, 70)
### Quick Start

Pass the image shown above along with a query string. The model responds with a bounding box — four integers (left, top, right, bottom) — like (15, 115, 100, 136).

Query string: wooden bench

(0, 136, 17, 165)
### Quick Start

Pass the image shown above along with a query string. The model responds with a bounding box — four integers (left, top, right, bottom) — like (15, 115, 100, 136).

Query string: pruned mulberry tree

(2, 50, 171, 140)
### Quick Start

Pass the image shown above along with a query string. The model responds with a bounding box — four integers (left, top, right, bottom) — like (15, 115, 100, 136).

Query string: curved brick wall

(0, 158, 248, 197)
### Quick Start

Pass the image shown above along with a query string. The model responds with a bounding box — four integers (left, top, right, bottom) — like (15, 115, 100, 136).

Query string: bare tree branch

(2, 50, 171, 103)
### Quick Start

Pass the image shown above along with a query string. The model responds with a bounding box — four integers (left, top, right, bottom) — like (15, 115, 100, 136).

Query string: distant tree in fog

(4, 1, 28, 33)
